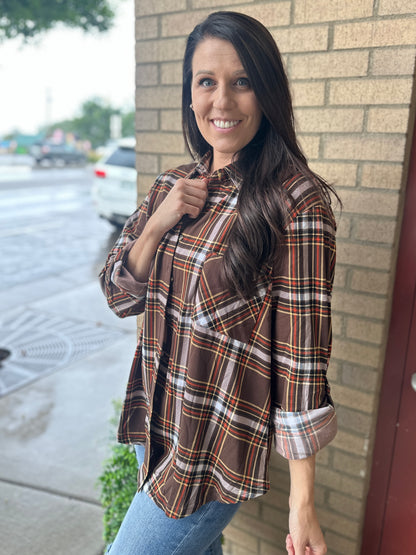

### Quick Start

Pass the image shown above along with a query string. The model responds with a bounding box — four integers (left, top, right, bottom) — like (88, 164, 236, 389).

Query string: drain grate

(0, 309, 125, 397)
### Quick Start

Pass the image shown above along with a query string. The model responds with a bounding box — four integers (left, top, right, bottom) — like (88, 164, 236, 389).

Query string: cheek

(194, 113, 211, 141)
(244, 96, 262, 124)
(192, 95, 208, 115)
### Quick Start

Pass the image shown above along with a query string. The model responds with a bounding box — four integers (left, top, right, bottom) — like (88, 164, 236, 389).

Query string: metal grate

(0, 309, 125, 397)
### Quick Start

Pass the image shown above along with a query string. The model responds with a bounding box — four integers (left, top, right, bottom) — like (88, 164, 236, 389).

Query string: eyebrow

(194, 69, 247, 77)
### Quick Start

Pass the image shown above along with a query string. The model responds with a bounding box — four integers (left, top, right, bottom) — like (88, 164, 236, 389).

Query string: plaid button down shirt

(100, 154, 337, 519)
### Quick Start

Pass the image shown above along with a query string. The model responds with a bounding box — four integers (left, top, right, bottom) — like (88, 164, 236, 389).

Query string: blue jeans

(107, 445, 241, 554)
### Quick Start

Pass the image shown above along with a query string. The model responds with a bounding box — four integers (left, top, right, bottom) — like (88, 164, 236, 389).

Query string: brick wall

(134, 1, 416, 553)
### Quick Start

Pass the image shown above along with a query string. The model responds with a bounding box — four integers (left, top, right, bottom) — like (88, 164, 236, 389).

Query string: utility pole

(45, 87, 52, 130)
(110, 113, 122, 140)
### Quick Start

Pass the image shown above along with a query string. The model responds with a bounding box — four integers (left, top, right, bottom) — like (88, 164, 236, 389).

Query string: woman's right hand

(126, 177, 208, 282)
(149, 177, 208, 236)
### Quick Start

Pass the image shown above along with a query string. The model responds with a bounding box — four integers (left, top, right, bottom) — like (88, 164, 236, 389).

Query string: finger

(185, 177, 209, 190)
(184, 181, 208, 201)
(172, 189, 204, 213)
(179, 183, 208, 215)
(166, 195, 203, 219)
(183, 187, 208, 203)
(184, 201, 204, 219)
(172, 182, 207, 206)
(184, 177, 208, 186)
(292, 541, 308, 555)
(178, 177, 208, 190)
(286, 534, 295, 555)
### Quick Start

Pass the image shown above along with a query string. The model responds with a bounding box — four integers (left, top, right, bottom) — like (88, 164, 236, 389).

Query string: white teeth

(213, 119, 239, 129)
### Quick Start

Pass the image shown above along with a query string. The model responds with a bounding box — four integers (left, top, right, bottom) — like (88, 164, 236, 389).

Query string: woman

(100, 11, 338, 555)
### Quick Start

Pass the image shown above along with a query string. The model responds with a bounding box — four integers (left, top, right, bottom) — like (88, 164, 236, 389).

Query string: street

(0, 162, 138, 554)
(0, 166, 127, 396)
(0, 166, 118, 289)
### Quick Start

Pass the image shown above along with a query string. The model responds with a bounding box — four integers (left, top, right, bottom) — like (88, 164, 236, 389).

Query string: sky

(0, 1, 135, 137)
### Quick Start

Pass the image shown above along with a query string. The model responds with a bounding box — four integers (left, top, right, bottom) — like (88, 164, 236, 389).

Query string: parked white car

(92, 138, 143, 227)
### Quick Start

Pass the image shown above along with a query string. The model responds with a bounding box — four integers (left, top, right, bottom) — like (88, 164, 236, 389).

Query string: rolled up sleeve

(271, 205, 337, 459)
(110, 241, 149, 299)
(99, 172, 168, 318)
(272, 404, 337, 459)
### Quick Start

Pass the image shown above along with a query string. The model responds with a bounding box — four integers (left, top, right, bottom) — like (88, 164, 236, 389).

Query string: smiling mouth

(212, 119, 240, 129)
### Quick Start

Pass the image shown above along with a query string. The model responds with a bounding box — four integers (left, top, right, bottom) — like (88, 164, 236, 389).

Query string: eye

(198, 78, 215, 88)
(235, 77, 250, 88)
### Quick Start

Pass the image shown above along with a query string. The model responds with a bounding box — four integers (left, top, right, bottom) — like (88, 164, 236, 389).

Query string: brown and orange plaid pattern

(100, 154, 337, 518)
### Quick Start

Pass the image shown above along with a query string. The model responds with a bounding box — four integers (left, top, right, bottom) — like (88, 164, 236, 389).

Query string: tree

(121, 111, 135, 137)
(44, 97, 134, 148)
(0, 0, 115, 41)
(47, 98, 116, 148)
(72, 98, 118, 148)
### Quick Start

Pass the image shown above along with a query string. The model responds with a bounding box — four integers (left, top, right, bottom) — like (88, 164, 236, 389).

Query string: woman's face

(191, 37, 263, 172)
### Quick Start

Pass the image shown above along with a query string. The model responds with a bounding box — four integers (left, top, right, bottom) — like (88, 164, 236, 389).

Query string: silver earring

(190, 104, 194, 110)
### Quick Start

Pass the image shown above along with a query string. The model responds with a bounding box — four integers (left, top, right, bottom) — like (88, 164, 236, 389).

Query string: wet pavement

(0, 168, 115, 289)
(0, 162, 138, 554)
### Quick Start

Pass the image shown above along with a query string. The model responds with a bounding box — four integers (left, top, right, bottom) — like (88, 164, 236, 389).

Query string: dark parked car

(31, 143, 87, 167)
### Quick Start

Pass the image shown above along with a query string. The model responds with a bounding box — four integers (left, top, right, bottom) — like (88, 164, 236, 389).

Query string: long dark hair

(182, 11, 337, 298)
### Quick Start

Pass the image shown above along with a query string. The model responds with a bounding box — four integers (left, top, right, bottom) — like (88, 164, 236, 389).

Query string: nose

(213, 84, 235, 111)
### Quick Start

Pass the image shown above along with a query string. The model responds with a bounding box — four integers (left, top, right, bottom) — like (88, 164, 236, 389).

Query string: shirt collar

(190, 152, 242, 192)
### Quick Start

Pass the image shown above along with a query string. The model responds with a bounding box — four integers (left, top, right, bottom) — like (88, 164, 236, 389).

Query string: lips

(212, 119, 240, 129)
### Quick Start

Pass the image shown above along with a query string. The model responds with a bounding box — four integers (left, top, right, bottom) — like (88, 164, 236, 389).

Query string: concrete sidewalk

(0, 267, 138, 554)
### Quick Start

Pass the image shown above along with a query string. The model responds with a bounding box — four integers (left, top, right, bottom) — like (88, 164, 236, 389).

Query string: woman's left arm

(286, 456, 327, 555)
(271, 197, 337, 553)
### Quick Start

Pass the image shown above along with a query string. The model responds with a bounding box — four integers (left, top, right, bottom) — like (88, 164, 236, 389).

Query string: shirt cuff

(272, 404, 337, 460)
(110, 242, 148, 299)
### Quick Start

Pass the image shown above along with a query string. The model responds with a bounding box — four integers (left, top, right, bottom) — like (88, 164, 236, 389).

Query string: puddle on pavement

(0, 386, 54, 439)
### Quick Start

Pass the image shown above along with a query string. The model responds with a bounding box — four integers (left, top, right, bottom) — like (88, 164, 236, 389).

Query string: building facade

(133, 1, 416, 553)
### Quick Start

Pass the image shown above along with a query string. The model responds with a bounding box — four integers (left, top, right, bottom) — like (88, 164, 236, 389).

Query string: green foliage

(98, 444, 138, 544)
(72, 98, 118, 148)
(97, 401, 138, 545)
(45, 97, 135, 148)
(87, 150, 102, 164)
(0, 0, 116, 41)
(121, 111, 135, 138)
